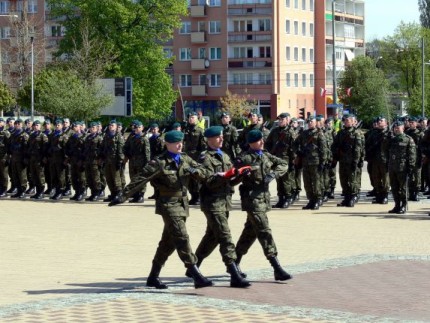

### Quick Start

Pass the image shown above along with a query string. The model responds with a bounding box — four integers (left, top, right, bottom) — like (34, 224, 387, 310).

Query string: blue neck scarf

(168, 151, 181, 165)
(251, 149, 263, 156)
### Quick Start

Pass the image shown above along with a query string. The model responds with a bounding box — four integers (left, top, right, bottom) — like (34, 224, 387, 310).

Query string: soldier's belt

(158, 191, 187, 197)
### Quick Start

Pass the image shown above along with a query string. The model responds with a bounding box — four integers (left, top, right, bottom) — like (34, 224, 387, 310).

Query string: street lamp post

(332, 0, 337, 106)
(30, 35, 34, 121)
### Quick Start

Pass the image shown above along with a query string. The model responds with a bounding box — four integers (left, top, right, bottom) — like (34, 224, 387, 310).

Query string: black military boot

(129, 192, 144, 203)
(85, 191, 95, 201)
(311, 200, 320, 210)
(409, 191, 420, 202)
(0, 187, 6, 198)
(11, 189, 24, 199)
(388, 201, 401, 214)
(293, 190, 300, 202)
(103, 194, 114, 202)
(75, 189, 85, 202)
(226, 254, 247, 278)
(302, 201, 312, 209)
(337, 197, 348, 207)
(381, 194, 388, 204)
(347, 195, 356, 207)
(92, 190, 101, 202)
(186, 264, 213, 288)
(7, 187, 17, 194)
(185, 258, 202, 278)
(70, 191, 79, 201)
(188, 193, 200, 205)
(328, 187, 335, 199)
(51, 190, 64, 200)
(398, 201, 407, 214)
(25, 186, 36, 195)
(227, 263, 251, 288)
(269, 257, 292, 281)
(44, 186, 53, 195)
(272, 196, 285, 208)
(366, 189, 376, 197)
(63, 185, 72, 197)
(31, 187, 44, 200)
(146, 262, 168, 289)
(372, 194, 382, 204)
(281, 196, 291, 209)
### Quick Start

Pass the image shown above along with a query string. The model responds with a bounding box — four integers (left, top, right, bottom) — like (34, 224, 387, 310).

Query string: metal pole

(422, 37, 425, 117)
(30, 36, 34, 121)
(332, 0, 337, 106)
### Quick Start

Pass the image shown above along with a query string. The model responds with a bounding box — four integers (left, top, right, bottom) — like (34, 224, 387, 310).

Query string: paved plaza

(1, 170, 430, 322)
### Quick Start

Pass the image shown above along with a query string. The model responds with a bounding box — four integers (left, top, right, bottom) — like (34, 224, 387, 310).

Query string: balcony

(228, 58, 272, 69)
(191, 31, 206, 43)
(190, 5, 206, 17)
(191, 59, 207, 70)
(228, 0, 272, 5)
(192, 85, 207, 96)
(228, 32, 272, 43)
(228, 4, 272, 16)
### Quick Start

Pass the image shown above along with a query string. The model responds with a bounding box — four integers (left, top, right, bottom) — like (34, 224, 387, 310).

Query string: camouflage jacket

(387, 133, 416, 172)
(295, 128, 327, 166)
(265, 125, 296, 163)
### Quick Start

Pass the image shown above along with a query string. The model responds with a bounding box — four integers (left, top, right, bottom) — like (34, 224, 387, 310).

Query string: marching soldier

(148, 123, 165, 159)
(109, 130, 213, 290)
(332, 114, 363, 207)
(189, 126, 251, 288)
(27, 120, 48, 199)
(96, 121, 107, 198)
(234, 129, 292, 282)
(405, 117, 423, 201)
(100, 120, 125, 202)
(48, 119, 68, 200)
(294, 116, 327, 210)
(238, 112, 269, 152)
(117, 122, 127, 190)
(84, 122, 103, 201)
(386, 121, 416, 214)
(324, 117, 336, 199)
(5, 117, 16, 195)
(290, 117, 303, 201)
(0, 118, 11, 197)
(219, 112, 241, 160)
(65, 121, 87, 201)
(42, 119, 54, 196)
(123, 120, 150, 203)
(265, 113, 296, 208)
(62, 118, 73, 196)
(9, 119, 29, 198)
(183, 111, 206, 205)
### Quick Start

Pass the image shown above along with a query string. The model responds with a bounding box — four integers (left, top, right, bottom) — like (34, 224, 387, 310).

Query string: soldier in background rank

(66, 121, 87, 201)
(27, 120, 48, 199)
(84, 122, 103, 201)
(219, 112, 241, 160)
(48, 119, 68, 200)
(0, 118, 11, 197)
(42, 119, 54, 196)
(405, 117, 423, 201)
(9, 119, 29, 199)
(62, 118, 73, 196)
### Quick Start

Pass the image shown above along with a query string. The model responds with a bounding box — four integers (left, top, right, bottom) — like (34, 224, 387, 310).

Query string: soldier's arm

(268, 153, 288, 178)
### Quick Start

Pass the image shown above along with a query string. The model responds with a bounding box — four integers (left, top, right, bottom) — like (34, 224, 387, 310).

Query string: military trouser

(85, 162, 101, 193)
(275, 171, 293, 198)
(70, 159, 86, 193)
(367, 160, 375, 189)
(65, 162, 72, 190)
(26, 162, 34, 189)
(152, 214, 197, 268)
(408, 165, 421, 193)
(29, 157, 45, 190)
(389, 170, 408, 204)
(129, 160, 146, 194)
(194, 210, 236, 266)
(370, 160, 389, 195)
(104, 161, 122, 195)
(99, 163, 106, 190)
(421, 163, 428, 191)
(339, 161, 359, 195)
(10, 157, 27, 191)
(120, 167, 126, 190)
(235, 211, 277, 259)
(44, 159, 52, 190)
(302, 165, 322, 200)
(0, 157, 8, 190)
(50, 157, 66, 191)
(294, 168, 302, 192)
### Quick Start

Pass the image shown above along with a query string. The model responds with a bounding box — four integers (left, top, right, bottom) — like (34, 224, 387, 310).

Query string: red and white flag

(320, 87, 327, 97)
(346, 87, 353, 97)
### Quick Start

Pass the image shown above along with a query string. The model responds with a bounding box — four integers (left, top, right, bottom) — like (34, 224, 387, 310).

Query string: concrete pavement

(1, 170, 430, 322)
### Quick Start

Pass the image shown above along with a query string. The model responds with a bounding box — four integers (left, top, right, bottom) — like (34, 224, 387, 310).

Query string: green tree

(18, 68, 113, 121)
(339, 56, 391, 124)
(47, 0, 187, 120)
(0, 81, 16, 116)
(219, 90, 256, 125)
(419, 0, 430, 28)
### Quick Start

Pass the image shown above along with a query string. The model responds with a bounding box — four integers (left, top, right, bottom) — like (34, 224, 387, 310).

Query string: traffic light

(298, 108, 305, 119)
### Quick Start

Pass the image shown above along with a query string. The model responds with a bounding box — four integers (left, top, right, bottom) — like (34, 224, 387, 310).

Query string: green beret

(150, 123, 159, 129)
(134, 120, 143, 127)
(204, 126, 223, 138)
(24, 118, 31, 124)
(307, 116, 316, 122)
(0, 117, 4, 122)
(188, 111, 198, 117)
(220, 112, 230, 118)
(277, 112, 290, 119)
(54, 119, 63, 125)
(247, 129, 263, 143)
(15, 118, 23, 124)
(89, 122, 98, 127)
(393, 121, 404, 127)
(6, 117, 14, 122)
(33, 120, 41, 125)
(44, 119, 51, 125)
(63, 118, 70, 123)
(291, 117, 298, 122)
(96, 121, 102, 126)
(117, 122, 123, 127)
(316, 115, 324, 121)
(172, 122, 181, 128)
(408, 116, 418, 122)
(165, 130, 184, 143)
(109, 119, 117, 125)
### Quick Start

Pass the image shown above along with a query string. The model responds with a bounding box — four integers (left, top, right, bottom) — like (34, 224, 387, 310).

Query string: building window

(302, 48, 306, 62)
(180, 48, 191, 61)
(294, 73, 299, 87)
(286, 0, 290, 7)
(180, 22, 191, 34)
(209, 47, 221, 60)
(259, 46, 271, 58)
(209, 21, 221, 34)
(198, 48, 206, 59)
(294, 21, 298, 35)
(294, 0, 298, 9)
(302, 73, 306, 87)
(336, 48, 342, 60)
(199, 74, 207, 85)
(309, 48, 314, 63)
(302, 0, 306, 10)
(309, 0, 314, 11)
(0, 1, 9, 13)
(285, 20, 290, 34)
(209, 0, 221, 6)
(310, 73, 314, 87)
(210, 74, 221, 87)
(28, 0, 37, 13)
(180, 75, 192, 87)
(286, 73, 291, 87)
(51, 25, 63, 37)
(294, 47, 298, 61)
(259, 73, 272, 85)
(302, 22, 306, 36)
(0, 27, 10, 39)
(233, 47, 253, 58)
(232, 73, 253, 85)
(163, 48, 173, 58)
(309, 23, 314, 37)
(258, 19, 271, 31)
(286, 46, 291, 60)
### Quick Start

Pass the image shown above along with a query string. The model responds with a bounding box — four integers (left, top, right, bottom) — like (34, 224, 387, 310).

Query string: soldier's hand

(223, 167, 237, 179)
(185, 167, 199, 175)
(238, 166, 252, 176)
(263, 172, 276, 185)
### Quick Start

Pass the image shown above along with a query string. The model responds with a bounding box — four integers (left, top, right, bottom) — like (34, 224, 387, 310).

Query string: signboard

(98, 77, 133, 116)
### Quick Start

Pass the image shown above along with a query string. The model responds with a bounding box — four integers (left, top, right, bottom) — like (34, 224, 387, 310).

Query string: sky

(366, 0, 420, 40)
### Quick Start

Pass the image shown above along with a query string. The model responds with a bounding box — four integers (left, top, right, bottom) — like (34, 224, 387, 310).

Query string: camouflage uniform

(405, 125, 423, 200)
(323, 125, 336, 199)
(265, 124, 296, 208)
(220, 123, 241, 159)
(65, 129, 87, 200)
(47, 129, 68, 199)
(42, 126, 53, 195)
(27, 127, 48, 198)
(295, 124, 327, 209)
(83, 131, 103, 201)
(0, 126, 11, 196)
(8, 127, 29, 197)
